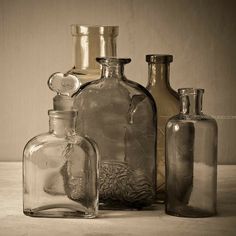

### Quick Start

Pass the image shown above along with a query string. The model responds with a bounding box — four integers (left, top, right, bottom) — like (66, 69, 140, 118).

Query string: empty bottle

(23, 74, 99, 218)
(165, 88, 217, 217)
(74, 57, 157, 209)
(146, 54, 179, 202)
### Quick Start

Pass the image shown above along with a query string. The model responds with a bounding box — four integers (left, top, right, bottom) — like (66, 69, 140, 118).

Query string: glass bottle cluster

(23, 25, 217, 218)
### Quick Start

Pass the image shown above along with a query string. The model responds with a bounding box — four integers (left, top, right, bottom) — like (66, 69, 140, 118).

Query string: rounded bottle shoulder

(23, 132, 97, 157)
(167, 113, 217, 126)
(75, 77, 153, 98)
(73, 77, 157, 114)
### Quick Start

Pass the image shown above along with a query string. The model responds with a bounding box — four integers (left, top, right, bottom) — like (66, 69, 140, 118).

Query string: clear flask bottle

(146, 54, 179, 202)
(74, 57, 157, 209)
(165, 88, 217, 217)
(23, 110, 99, 218)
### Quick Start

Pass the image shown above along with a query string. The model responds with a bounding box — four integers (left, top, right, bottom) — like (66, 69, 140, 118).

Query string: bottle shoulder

(23, 132, 98, 159)
(167, 113, 217, 126)
(23, 132, 64, 154)
(73, 77, 156, 110)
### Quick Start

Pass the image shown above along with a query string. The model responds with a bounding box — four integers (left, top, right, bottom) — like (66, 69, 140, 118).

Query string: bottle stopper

(48, 72, 81, 110)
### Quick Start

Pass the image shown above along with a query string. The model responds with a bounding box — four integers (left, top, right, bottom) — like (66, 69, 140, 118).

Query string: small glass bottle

(146, 54, 179, 202)
(23, 74, 99, 218)
(165, 88, 217, 217)
(74, 57, 157, 209)
(68, 25, 119, 84)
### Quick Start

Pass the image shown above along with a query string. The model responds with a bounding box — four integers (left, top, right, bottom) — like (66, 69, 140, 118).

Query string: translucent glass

(146, 55, 179, 201)
(165, 88, 217, 217)
(74, 57, 157, 209)
(69, 25, 119, 84)
(23, 110, 99, 218)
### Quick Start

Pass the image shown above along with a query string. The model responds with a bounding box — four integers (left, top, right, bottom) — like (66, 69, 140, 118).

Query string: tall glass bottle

(74, 57, 157, 209)
(165, 88, 217, 217)
(146, 54, 179, 201)
(68, 25, 119, 84)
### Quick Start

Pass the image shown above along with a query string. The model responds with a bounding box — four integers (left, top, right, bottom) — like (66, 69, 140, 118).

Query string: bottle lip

(96, 57, 131, 65)
(146, 54, 173, 63)
(71, 25, 119, 36)
(48, 110, 78, 118)
(178, 88, 204, 96)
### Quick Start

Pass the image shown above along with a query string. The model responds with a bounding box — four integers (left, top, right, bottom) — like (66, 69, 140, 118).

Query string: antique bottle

(74, 57, 157, 209)
(68, 25, 119, 84)
(165, 88, 217, 217)
(146, 54, 179, 202)
(23, 74, 99, 218)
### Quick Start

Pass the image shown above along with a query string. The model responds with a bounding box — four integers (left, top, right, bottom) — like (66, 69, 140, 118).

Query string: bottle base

(166, 206, 217, 218)
(99, 201, 156, 211)
(24, 206, 97, 219)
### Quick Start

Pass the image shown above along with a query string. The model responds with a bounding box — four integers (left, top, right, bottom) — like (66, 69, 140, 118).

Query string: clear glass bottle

(23, 73, 99, 218)
(74, 57, 157, 209)
(146, 54, 179, 202)
(68, 25, 119, 84)
(165, 88, 217, 217)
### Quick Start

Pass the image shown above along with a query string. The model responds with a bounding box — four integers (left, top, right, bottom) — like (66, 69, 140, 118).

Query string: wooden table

(0, 162, 235, 236)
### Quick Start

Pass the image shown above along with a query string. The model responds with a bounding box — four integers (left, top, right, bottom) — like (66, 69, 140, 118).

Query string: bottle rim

(96, 57, 131, 65)
(178, 88, 204, 96)
(146, 54, 173, 63)
(71, 25, 119, 36)
(48, 110, 78, 118)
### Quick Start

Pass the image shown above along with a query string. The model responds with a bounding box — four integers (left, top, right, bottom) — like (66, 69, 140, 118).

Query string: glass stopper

(48, 72, 81, 97)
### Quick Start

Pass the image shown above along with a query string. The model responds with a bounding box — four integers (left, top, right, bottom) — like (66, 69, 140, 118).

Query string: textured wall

(0, 0, 235, 163)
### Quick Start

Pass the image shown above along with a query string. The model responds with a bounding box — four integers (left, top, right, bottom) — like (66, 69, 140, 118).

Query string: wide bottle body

(23, 132, 98, 218)
(74, 58, 157, 209)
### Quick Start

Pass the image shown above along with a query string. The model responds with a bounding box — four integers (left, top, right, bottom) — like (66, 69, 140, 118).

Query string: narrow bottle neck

(180, 94, 203, 115)
(72, 34, 117, 71)
(101, 64, 124, 79)
(147, 63, 171, 89)
(49, 117, 76, 136)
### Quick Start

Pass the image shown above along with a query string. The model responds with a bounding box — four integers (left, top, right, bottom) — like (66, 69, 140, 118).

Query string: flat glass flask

(23, 110, 99, 218)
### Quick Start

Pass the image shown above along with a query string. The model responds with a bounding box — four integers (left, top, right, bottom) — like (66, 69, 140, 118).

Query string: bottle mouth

(178, 88, 204, 96)
(146, 54, 173, 63)
(96, 57, 131, 66)
(48, 110, 78, 118)
(71, 25, 119, 36)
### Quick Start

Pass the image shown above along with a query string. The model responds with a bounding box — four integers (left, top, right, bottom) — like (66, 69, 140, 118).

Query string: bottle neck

(180, 93, 203, 115)
(49, 116, 76, 137)
(147, 63, 171, 89)
(72, 28, 118, 72)
(101, 64, 124, 79)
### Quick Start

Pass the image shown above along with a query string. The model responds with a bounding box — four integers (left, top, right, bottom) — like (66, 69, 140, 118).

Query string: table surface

(0, 162, 235, 236)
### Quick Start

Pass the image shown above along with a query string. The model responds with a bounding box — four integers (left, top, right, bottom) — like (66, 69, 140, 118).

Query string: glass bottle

(146, 54, 179, 202)
(23, 73, 99, 218)
(165, 88, 217, 217)
(68, 25, 119, 84)
(74, 57, 157, 209)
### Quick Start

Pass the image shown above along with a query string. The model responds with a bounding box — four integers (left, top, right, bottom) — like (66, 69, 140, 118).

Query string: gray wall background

(0, 0, 235, 163)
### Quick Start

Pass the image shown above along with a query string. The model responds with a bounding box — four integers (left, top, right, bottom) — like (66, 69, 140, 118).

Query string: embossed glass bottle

(146, 54, 179, 202)
(74, 57, 157, 209)
(68, 25, 118, 84)
(23, 74, 99, 218)
(165, 88, 217, 217)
